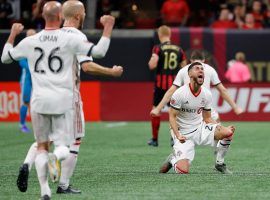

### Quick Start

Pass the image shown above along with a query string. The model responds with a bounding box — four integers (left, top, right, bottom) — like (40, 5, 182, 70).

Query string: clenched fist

(100, 15, 115, 27)
(111, 65, 123, 77)
(11, 23, 24, 36)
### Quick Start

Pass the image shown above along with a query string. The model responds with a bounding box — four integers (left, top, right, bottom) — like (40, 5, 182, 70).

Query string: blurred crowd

(1, 0, 270, 29)
(96, 0, 270, 29)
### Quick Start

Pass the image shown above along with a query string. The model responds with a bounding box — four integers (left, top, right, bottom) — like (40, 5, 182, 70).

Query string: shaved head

(62, 0, 85, 29)
(42, 1, 62, 22)
(26, 29, 36, 37)
(63, 0, 85, 19)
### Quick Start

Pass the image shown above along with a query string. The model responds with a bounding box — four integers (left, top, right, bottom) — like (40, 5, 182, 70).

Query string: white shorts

(72, 100, 85, 139)
(31, 110, 73, 146)
(171, 122, 217, 165)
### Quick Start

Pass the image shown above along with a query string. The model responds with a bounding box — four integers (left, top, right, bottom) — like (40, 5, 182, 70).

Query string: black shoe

(147, 138, 158, 147)
(40, 195, 50, 200)
(17, 163, 29, 192)
(215, 163, 233, 174)
(159, 153, 173, 173)
(56, 185, 82, 194)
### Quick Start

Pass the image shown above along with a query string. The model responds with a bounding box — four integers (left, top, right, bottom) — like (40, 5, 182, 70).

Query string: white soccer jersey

(170, 84, 212, 134)
(8, 29, 93, 114)
(173, 62, 221, 89)
(61, 27, 93, 65)
(61, 27, 93, 95)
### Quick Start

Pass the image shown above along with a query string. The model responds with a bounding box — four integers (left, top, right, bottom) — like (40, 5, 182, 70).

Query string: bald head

(62, 0, 85, 29)
(26, 29, 36, 37)
(63, 0, 85, 19)
(42, 1, 62, 22)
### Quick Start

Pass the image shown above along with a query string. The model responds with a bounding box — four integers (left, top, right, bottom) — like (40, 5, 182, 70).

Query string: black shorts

(153, 87, 167, 107)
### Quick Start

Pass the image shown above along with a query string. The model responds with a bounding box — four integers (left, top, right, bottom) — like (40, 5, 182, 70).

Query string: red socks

(151, 116, 160, 140)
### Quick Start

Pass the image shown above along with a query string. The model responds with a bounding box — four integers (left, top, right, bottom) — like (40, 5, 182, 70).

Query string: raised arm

(215, 83, 243, 115)
(1, 23, 24, 64)
(91, 15, 115, 58)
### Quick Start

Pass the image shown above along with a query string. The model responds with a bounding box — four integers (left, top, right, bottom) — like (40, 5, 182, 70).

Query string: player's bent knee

(174, 160, 189, 174)
(214, 125, 234, 140)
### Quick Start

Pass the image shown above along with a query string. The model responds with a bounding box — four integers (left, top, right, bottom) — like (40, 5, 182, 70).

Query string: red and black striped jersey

(152, 41, 186, 90)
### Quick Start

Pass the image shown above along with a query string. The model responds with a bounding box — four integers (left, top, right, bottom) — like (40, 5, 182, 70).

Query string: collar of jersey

(44, 27, 59, 30)
(189, 83, 201, 97)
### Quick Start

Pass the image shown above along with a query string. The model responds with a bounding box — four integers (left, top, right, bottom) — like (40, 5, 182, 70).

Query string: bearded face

(189, 65, 204, 85)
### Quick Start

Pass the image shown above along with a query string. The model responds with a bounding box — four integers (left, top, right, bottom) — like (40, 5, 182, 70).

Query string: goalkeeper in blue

(19, 29, 36, 133)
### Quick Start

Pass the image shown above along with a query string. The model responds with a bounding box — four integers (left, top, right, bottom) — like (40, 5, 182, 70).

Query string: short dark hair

(190, 50, 205, 61)
(188, 62, 202, 72)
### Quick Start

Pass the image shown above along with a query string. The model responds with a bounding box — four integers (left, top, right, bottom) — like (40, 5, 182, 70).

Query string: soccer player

(148, 25, 186, 147)
(19, 29, 36, 133)
(1, 1, 98, 199)
(169, 62, 235, 174)
(16, 0, 123, 195)
(151, 50, 243, 174)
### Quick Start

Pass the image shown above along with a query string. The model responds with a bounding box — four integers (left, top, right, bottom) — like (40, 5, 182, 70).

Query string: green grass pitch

(0, 122, 270, 200)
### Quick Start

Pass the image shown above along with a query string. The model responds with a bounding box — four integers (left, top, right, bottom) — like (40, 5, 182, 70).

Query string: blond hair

(158, 25, 171, 37)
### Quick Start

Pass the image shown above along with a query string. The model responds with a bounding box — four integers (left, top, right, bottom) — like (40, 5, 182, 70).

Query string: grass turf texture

(0, 122, 270, 200)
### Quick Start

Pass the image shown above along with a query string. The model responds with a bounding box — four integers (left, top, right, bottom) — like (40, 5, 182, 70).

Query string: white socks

(35, 151, 51, 197)
(216, 139, 231, 165)
(24, 142, 37, 170)
(59, 143, 80, 189)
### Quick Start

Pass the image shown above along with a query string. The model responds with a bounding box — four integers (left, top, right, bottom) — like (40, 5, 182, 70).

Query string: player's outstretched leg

(214, 125, 235, 174)
(148, 115, 160, 147)
(57, 139, 82, 194)
(17, 142, 37, 192)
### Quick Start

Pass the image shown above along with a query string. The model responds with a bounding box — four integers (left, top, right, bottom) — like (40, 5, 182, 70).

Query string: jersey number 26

(34, 47, 63, 74)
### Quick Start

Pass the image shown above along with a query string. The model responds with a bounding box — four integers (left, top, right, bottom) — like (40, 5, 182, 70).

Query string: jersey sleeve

(210, 67, 221, 86)
(173, 68, 185, 87)
(170, 89, 182, 110)
(204, 89, 213, 111)
(68, 34, 94, 57)
(152, 45, 160, 55)
(76, 55, 93, 65)
(8, 38, 30, 61)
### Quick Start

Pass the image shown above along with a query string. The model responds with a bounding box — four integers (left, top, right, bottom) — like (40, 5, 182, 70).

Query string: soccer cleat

(48, 153, 61, 183)
(159, 153, 173, 173)
(215, 163, 233, 174)
(40, 195, 50, 200)
(20, 124, 31, 133)
(56, 185, 82, 194)
(17, 163, 29, 192)
(147, 138, 158, 147)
